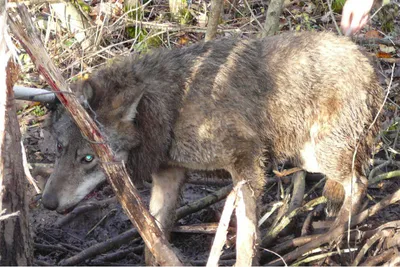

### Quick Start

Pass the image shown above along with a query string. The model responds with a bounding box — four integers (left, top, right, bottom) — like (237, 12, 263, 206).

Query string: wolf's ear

(123, 92, 144, 122)
(76, 80, 96, 108)
(82, 81, 95, 102)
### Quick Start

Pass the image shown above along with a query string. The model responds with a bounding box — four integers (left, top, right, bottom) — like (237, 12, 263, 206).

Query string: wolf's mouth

(56, 182, 108, 214)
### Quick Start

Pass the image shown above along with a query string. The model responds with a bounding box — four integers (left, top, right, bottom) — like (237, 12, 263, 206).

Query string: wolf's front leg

(145, 167, 186, 266)
(229, 150, 266, 266)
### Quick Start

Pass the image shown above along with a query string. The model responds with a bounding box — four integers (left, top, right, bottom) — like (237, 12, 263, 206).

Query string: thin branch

(267, 187, 400, 265)
(327, 0, 342, 35)
(60, 229, 140, 265)
(0, 210, 20, 221)
(369, 170, 400, 185)
(172, 223, 234, 235)
(261, 196, 326, 247)
(362, 247, 398, 266)
(176, 184, 232, 219)
(207, 181, 245, 267)
(353, 227, 394, 266)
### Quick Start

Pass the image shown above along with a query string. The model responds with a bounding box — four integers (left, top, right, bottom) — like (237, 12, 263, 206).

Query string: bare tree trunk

(205, 0, 223, 41)
(0, 0, 7, 182)
(262, 0, 285, 37)
(0, 1, 33, 263)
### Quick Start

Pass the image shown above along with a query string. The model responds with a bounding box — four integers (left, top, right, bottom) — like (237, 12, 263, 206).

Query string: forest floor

(11, 0, 400, 265)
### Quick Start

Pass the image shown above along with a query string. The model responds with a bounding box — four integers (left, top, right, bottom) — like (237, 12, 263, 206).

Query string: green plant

(32, 105, 47, 117)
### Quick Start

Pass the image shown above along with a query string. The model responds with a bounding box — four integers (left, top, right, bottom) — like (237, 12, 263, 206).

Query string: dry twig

(60, 229, 140, 265)
(207, 181, 245, 267)
(369, 170, 400, 185)
(261, 196, 326, 247)
(353, 228, 393, 266)
(173, 223, 234, 235)
(267, 187, 400, 265)
(176, 184, 232, 219)
(362, 247, 398, 266)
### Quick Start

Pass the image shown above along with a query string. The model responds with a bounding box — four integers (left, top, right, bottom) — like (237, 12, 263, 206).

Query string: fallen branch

(285, 171, 305, 232)
(293, 248, 357, 266)
(353, 228, 393, 266)
(34, 243, 72, 254)
(192, 259, 236, 266)
(289, 171, 306, 213)
(55, 197, 117, 227)
(9, 5, 182, 266)
(261, 196, 326, 247)
(383, 252, 400, 266)
(172, 223, 234, 235)
(176, 184, 232, 219)
(265, 234, 317, 258)
(59, 229, 140, 265)
(368, 160, 391, 180)
(34, 260, 53, 266)
(267, 187, 400, 265)
(264, 224, 375, 261)
(354, 36, 400, 48)
(384, 231, 400, 249)
(369, 170, 400, 185)
(361, 247, 398, 266)
(95, 246, 144, 263)
(59, 243, 82, 252)
(258, 201, 283, 227)
(301, 205, 324, 236)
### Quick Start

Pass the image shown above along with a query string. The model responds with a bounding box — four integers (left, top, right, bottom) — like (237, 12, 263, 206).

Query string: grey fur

(42, 31, 382, 264)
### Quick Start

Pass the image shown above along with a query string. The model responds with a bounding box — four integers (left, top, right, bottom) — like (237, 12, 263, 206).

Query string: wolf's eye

(56, 142, 63, 152)
(82, 154, 94, 163)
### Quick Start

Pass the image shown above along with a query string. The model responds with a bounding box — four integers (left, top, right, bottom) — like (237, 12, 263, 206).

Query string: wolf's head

(40, 106, 107, 212)
(41, 78, 144, 213)
(41, 53, 177, 213)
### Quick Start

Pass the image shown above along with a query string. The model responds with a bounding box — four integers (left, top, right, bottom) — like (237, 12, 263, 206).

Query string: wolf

(41, 31, 382, 265)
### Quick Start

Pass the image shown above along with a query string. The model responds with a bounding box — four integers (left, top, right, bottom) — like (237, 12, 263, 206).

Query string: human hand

(340, 0, 375, 36)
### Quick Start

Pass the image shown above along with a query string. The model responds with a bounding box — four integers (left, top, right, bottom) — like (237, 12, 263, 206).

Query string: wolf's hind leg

(144, 167, 186, 266)
(329, 173, 367, 231)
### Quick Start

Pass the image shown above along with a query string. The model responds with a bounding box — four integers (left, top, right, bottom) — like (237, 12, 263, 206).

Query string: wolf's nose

(41, 193, 59, 210)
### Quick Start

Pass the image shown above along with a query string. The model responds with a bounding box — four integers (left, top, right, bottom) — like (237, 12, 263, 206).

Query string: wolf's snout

(41, 192, 59, 210)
